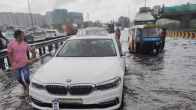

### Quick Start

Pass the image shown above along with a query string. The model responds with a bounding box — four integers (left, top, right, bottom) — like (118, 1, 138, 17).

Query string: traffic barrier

(167, 31, 196, 40)
(0, 35, 70, 71)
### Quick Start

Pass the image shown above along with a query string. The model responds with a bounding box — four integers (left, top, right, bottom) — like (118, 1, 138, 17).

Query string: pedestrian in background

(7, 30, 37, 97)
(115, 28, 121, 41)
(0, 31, 8, 69)
(160, 28, 167, 51)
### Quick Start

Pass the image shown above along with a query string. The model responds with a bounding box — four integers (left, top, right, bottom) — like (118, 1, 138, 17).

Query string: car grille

(69, 85, 94, 95)
(45, 84, 94, 95)
(46, 85, 67, 95)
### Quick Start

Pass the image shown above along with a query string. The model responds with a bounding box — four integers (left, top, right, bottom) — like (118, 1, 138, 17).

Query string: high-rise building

(46, 9, 83, 27)
(0, 12, 47, 27)
(46, 9, 68, 25)
(68, 12, 83, 26)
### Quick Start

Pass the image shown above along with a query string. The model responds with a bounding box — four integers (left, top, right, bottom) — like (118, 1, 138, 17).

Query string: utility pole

(145, 0, 147, 7)
(27, 0, 34, 27)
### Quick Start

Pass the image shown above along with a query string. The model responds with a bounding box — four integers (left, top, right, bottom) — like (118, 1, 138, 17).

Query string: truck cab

(128, 24, 162, 54)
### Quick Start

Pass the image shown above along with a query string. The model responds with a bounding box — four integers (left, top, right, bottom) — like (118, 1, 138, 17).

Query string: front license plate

(59, 98, 82, 104)
(52, 99, 59, 110)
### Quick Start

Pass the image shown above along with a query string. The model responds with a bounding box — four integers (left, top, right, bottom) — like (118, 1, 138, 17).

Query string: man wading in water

(7, 30, 37, 98)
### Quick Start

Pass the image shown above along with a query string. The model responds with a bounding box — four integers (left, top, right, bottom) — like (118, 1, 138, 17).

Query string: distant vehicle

(30, 35, 125, 110)
(45, 29, 58, 39)
(64, 24, 77, 35)
(3, 30, 34, 43)
(0, 36, 8, 50)
(128, 24, 162, 54)
(24, 34, 34, 43)
(29, 31, 47, 41)
(106, 23, 115, 33)
(78, 27, 108, 36)
(134, 7, 156, 25)
(3, 30, 14, 41)
(45, 29, 67, 39)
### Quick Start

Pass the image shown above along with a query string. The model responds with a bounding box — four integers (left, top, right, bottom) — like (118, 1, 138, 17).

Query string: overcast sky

(0, 0, 195, 22)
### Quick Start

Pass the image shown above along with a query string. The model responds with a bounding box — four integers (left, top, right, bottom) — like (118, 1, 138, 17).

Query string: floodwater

(123, 37, 196, 110)
(0, 32, 196, 110)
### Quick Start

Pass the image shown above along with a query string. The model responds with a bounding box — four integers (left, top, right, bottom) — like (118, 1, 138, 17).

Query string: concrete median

(167, 31, 196, 39)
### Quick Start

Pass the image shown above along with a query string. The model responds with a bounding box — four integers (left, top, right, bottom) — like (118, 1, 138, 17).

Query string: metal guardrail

(0, 35, 70, 71)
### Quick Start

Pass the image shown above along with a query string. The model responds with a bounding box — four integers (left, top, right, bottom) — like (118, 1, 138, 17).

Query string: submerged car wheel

(118, 85, 125, 110)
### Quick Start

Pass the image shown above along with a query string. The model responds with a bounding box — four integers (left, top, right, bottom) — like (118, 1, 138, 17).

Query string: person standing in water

(7, 30, 37, 97)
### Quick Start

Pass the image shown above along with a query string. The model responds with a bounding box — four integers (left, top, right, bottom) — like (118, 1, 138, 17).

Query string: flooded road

(0, 36, 196, 110)
(123, 38, 196, 110)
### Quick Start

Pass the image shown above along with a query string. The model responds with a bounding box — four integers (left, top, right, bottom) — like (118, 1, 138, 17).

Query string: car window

(57, 39, 117, 57)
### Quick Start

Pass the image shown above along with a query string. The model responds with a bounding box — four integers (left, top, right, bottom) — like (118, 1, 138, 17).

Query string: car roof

(69, 34, 115, 40)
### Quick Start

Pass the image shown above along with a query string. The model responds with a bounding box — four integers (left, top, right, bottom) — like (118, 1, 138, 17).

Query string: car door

(115, 38, 126, 72)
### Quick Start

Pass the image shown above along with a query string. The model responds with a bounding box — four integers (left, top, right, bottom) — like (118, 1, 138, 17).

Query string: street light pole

(27, 0, 34, 27)
(145, 0, 147, 7)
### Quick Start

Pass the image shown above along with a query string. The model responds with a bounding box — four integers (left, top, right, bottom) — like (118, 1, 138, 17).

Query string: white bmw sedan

(30, 35, 126, 110)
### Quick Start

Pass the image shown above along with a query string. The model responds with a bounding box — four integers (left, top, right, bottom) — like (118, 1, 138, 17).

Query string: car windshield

(143, 28, 159, 37)
(57, 39, 117, 57)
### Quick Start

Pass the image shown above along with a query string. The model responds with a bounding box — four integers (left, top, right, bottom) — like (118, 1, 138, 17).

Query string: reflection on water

(0, 56, 51, 110)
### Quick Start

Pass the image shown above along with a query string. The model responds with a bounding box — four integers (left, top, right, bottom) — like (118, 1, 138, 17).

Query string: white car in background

(30, 35, 126, 110)
(78, 27, 109, 36)
(45, 29, 58, 39)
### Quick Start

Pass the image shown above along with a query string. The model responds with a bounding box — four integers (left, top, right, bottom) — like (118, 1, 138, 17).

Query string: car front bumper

(29, 84, 123, 110)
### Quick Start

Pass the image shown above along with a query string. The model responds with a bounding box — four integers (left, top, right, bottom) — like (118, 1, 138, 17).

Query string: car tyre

(117, 86, 125, 110)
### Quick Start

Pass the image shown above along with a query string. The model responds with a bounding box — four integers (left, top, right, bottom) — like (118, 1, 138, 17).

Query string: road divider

(167, 31, 196, 39)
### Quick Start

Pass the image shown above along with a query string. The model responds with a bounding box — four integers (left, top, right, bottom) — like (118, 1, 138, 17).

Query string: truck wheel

(133, 42, 136, 53)
(135, 43, 140, 53)
(153, 48, 159, 55)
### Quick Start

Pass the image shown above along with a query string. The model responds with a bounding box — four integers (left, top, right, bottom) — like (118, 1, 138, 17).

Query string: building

(46, 9, 83, 27)
(0, 12, 47, 27)
(68, 12, 83, 26)
(46, 9, 68, 26)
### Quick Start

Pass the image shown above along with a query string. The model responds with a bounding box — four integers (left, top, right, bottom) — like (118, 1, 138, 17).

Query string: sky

(0, 0, 195, 22)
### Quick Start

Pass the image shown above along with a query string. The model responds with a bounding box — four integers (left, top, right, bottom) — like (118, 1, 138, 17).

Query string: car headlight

(31, 82, 45, 90)
(96, 77, 121, 90)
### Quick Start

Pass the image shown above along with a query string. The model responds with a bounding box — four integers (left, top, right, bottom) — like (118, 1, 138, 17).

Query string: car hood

(32, 57, 124, 84)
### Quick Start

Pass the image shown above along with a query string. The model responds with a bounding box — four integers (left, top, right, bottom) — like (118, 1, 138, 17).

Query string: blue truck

(128, 24, 162, 54)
